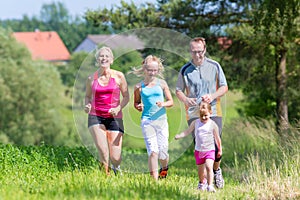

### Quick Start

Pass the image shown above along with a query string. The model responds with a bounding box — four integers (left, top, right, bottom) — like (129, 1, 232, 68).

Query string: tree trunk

(276, 48, 289, 133)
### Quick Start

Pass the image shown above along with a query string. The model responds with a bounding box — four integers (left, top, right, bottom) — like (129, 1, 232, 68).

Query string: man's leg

(211, 117, 224, 188)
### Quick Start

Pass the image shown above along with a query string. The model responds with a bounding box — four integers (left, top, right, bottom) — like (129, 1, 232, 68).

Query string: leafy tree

(57, 52, 88, 88)
(85, 0, 260, 36)
(0, 28, 67, 145)
(224, 0, 300, 131)
(253, 0, 300, 131)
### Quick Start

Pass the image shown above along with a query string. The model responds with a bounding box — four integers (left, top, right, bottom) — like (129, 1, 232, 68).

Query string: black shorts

(88, 115, 124, 133)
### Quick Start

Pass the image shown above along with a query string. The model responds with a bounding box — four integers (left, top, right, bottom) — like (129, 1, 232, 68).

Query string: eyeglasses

(191, 50, 205, 55)
(146, 69, 158, 72)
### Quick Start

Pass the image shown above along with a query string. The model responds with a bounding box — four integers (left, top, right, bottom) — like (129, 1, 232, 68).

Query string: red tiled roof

(217, 37, 232, 50)
(13, 31, 70, 61)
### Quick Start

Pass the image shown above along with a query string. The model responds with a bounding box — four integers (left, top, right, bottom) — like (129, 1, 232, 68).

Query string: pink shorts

(194, 150, 215, 165)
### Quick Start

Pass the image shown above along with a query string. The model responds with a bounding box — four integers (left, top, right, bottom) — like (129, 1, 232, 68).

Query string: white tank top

(194, 119, 215, 151)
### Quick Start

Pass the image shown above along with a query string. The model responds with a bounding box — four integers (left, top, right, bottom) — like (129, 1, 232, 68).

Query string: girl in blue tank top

(140, 79, 167, 120)
(132, 55, 173, 180)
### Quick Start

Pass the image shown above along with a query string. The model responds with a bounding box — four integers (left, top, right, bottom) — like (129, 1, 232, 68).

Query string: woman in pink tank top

(84, 46, 129, 175)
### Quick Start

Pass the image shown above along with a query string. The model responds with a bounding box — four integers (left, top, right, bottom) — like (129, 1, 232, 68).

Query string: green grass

(1, 91, 299, 199)
(0, 139, 299, 200)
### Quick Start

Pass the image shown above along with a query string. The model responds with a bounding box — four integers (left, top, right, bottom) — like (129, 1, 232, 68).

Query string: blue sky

(0, 0, 156, 20)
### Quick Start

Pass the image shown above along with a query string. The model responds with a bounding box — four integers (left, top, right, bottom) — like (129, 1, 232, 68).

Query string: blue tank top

(141, 80, 166, 120)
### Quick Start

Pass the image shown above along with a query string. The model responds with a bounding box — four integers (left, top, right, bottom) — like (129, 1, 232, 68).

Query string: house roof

(217, 37, 232, 50)
(13, 31, 70, 61)
(87, 34, 144, 50)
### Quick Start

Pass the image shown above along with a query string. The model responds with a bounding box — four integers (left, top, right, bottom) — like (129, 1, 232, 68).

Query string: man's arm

(202, 85, 228, 103)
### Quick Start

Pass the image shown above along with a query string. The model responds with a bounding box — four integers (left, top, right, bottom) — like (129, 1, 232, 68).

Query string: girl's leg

(206, 158, 216, 192)
(197, 164, 206, 183)
(89, 125, 110, 175)
(149, 152, 159, 180)
(158, 119, 169, 178)
(159, 158, 169, 170)
(197, 164, 208, 190)
(205, 159, 215, 185)
(141, 119, 160, 180)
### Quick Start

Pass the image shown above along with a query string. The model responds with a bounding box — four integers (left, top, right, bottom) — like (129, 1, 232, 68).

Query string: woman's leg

(89, 125, 110, 175)
(107, 131, 123, 168)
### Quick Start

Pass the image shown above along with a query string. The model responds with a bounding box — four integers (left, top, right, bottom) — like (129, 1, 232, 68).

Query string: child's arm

(175, 120, 196, 140)
(133, 83, 143, 112)
(156, 80, 173, 108)
(213, 124, 222, 158)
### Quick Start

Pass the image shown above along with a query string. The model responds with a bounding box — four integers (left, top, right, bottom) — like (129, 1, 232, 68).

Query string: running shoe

(159, 166, 168, 179)
(197, 182, 208, 191)
(207, 185, 216, 192)
(214, 167, 224, 188)
(111, 165, 122, 176)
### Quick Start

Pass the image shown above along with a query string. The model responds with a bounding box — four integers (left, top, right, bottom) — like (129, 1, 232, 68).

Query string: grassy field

(0, 91, 299, 199)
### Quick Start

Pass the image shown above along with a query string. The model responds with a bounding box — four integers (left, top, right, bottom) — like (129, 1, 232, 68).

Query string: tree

(40, 2, 69, 24)
(0, 28, 67, 145)
(253, 0, 300, 132)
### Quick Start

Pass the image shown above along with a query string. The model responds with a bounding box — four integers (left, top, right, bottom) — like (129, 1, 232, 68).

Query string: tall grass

(222, 118, 300, 199)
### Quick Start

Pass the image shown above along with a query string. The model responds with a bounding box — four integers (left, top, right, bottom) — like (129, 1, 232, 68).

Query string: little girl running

(175, 101, 222, 192)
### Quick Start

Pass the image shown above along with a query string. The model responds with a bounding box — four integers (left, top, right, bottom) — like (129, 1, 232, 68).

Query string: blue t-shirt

(141, 80, 167, 120)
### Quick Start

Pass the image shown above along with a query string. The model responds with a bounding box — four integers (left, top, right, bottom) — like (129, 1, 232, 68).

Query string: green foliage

(85, 0, 256, 36)
(0, 28, 67, 145)
(57, 52, 88, 88)
(225, 14, 300, 122)
(254, 0, 300, 42)
(112, 50, 143, 74)
(0, 119, 299, 199)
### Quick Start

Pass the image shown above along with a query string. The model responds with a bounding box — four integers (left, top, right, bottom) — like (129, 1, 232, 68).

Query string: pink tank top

(90, 71, 122, 118)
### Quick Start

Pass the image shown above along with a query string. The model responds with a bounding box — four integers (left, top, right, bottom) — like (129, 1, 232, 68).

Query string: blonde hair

(94, 46, 114, 66)
(198, 101, 212, 117)
(131, 55, 164, 79)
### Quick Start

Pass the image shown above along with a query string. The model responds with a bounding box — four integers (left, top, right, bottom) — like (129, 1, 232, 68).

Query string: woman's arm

(119, 72, 130, 109)
(109, 72, 129, 116)
(84, 76, 93, 113)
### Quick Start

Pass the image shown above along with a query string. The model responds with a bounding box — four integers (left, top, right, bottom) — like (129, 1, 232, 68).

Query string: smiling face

(144, 60, 159, 77)
(95, 47, 113, 69)
(190, 38, 206, 66)
(199, 101, 212, 122)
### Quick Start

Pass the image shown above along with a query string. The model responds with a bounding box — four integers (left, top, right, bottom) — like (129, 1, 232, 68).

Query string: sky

(0, 0, 157, 20)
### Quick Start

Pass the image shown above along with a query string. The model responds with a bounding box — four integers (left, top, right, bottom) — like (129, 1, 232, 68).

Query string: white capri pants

(141, 118, 169, 160)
